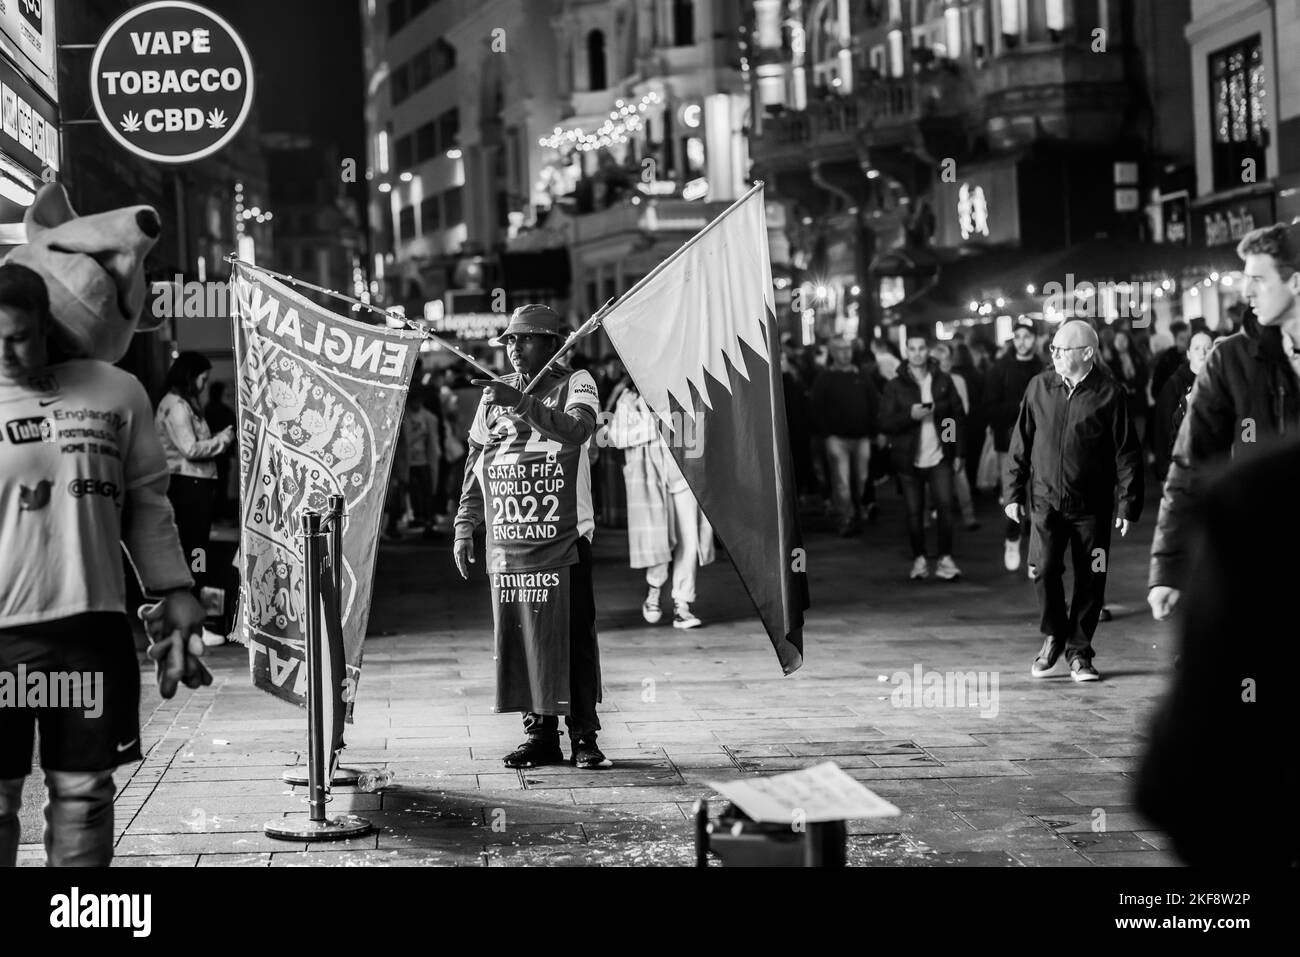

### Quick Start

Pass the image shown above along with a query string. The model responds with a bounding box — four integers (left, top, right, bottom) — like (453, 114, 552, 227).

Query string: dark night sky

(209, 0, 367, 197)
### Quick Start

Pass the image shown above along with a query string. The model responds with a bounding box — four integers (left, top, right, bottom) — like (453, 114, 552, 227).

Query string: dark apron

(491, 566, 572, 715)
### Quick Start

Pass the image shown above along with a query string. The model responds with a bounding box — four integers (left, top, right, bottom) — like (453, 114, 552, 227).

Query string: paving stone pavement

(17, 487, 1183, 866)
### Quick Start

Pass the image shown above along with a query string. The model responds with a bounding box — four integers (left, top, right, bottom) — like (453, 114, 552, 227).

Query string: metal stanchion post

(265, 509, 371, 841)
(282, 495, 361, 787)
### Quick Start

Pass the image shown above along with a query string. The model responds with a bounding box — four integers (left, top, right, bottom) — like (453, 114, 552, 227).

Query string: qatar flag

(600, 184, 808, 673)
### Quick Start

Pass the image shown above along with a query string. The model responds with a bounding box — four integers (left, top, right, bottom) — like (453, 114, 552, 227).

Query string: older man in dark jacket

(1004, 320, 1144, 682)
(880, 331, 965, 581)
(1148, 223, 1300, 620)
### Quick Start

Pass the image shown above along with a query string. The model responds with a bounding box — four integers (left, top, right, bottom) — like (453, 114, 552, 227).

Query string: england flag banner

(599, 184, 809, 672)
(230, 262, 421, 713)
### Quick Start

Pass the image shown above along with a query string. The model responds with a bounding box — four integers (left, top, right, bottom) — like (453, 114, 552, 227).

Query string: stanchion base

(281, 766, 360, 786)
(264, 814, 372, 841)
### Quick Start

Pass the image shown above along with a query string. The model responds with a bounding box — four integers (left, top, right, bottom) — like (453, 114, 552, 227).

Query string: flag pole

(225, 256, 500, 381)
(521, 180, 766, 395)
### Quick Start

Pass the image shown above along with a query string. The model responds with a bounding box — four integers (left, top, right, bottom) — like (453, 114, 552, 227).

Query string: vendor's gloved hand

(471, 378, 523, 409)
(138, 591, 212, 699)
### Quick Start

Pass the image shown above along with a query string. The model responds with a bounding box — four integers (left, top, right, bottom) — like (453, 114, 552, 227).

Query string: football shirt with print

(0, 360, 180, 626)
(467, 368, 599, 572)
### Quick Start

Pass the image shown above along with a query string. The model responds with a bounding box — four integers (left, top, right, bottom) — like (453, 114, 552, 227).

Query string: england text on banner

(230, 263, 422, 713)
(599, 186, 809, 673)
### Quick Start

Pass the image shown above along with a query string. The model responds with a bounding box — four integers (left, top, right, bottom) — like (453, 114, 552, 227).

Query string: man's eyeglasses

(1049, 345, 1088, 356)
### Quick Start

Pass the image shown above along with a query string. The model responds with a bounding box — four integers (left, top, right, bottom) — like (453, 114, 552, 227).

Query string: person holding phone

(879, 331, 966, 580)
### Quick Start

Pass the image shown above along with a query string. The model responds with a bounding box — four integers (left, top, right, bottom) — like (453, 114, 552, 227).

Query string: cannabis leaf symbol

(120, 111, 142, 133)
(206, 109, 228, 129)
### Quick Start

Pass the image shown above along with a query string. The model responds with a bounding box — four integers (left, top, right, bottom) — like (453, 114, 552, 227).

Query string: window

(415, 121, 437, 163)
(673, 0, 693, 47)
(999, 0, 1020, 49)
(888, 29, 904, 77)
(398, 205, 415, 241)
(944, 7, 962, 59)
(411, 47, 433, 89)
(391, 62, 411, 104)
(1046, 0, 1065, 36)
(388, 0, 407, 36)
(587, 30, 607, 90)
(394, 133, 414, 171)
(431, 39, 456, 80)
(1210, 35, 1268, 191)
(420, 195, 441, 233)
(443, 187, 464, 225)
(437, 108, 460, 150)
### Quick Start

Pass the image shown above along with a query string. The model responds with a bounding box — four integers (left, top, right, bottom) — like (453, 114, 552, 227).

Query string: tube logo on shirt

(5, 416, 53, 444)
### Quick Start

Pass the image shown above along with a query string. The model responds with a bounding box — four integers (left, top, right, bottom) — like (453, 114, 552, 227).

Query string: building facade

(360, 0, 565, 344)
(517, 0, 754, 353)
(748, 0, 1199, 346)
(1170, 0, 1300, 329)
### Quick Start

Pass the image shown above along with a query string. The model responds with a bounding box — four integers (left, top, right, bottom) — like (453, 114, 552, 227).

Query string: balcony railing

(751, 71, 968, 163)
(570, 197, 736, 246)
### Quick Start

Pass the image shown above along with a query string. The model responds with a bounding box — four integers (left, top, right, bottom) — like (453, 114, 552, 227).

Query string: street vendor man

(453, 303, 611, 770)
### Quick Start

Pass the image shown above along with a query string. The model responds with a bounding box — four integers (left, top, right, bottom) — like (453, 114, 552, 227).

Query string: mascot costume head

(3, 183, 162, 363)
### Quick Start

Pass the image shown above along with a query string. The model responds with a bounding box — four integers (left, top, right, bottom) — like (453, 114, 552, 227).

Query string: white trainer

(909, 556, 929, 580)
(1003, 540, 1022, 571)
(934, 555, 962, 580)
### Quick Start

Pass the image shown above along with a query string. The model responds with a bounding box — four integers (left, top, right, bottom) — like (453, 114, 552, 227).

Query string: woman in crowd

(155, 351, 234, 645)
(1101, 327, 1150, 443)
(1152, 330, 1215, 482)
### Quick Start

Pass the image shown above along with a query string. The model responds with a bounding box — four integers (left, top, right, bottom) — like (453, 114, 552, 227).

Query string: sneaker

(503, 737, 565, 769)
(201, 627, 226, 648)
(642, 584, 663, 624)
(909, 556, 929, 580)
(864, 503, 879, 522)
(1030, 636, 1063, 677)
(837, 518, 862, 538)
(571, 738, 613, 770)
(1098, 606, 1113, 622)
(673, 602, 702, 629)
(1070, 658, 1101, 682)
(1003, 540, 1021, 571)
(934, 555, 961, 580)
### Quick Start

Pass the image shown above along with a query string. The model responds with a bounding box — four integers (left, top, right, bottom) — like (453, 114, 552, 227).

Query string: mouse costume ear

(24, 184, 78, 239)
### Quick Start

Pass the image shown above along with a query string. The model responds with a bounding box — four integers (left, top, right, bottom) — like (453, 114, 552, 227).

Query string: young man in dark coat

(1136, 438, 1298, 867)
(1003, 320, 1144, 682)
(879, 330, 965, 581)
(982, 316, 1043, 572)
(1148, 223, 1300, 621)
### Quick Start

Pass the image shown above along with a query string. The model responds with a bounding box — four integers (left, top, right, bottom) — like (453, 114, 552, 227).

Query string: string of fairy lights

(539, 91, 663, 153)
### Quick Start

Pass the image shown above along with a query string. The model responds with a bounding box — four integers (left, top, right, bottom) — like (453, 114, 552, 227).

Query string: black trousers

(522, 537, 601, 740)
(1028, 506, 1112, 662)
(897, 459, 955, 558)
(166, 475, 215, 595)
